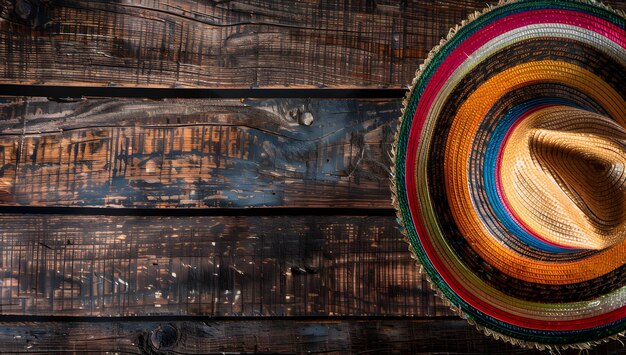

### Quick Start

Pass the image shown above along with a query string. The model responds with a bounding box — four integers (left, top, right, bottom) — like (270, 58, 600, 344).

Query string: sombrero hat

(391, 0, 626, 349)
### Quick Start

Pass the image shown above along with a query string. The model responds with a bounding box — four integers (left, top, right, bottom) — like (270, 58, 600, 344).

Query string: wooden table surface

(1, 0, 626, 353)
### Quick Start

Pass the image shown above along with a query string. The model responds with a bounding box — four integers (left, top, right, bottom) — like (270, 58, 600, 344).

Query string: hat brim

(392, 0, 626, 349)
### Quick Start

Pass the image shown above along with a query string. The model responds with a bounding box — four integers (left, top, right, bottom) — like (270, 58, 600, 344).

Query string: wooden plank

(0, 214, 453, 317)
(0, 97, 398, 208)
(3, 319, 626, 354)
(0, 0, 517, 88)
(1, 0, 621, 89)
(2, 319, 611, 354)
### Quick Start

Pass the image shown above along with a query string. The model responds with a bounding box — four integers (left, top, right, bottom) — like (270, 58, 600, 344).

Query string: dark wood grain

(0, 97, 398, 208)
(0, 214, 453, 317)
(0, 0, 524, 88)
(2, 319, 626, 354)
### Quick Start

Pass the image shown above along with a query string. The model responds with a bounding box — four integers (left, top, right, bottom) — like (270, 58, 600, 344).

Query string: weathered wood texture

(0, 97, 397, 208)
(8, 319, 624, 354)
(0, 214, 452, 317)
(9, 0, 626, 88)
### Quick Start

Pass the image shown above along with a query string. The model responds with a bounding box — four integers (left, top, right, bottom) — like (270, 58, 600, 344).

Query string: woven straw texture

(392, 0, 626, 350)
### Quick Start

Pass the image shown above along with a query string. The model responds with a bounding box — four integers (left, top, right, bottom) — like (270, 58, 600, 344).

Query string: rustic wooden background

(1, 0, 626, 353)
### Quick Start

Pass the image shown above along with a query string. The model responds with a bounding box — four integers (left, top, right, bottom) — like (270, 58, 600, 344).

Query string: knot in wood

(14, 0, 33, 20)
(299, 112, 314, 126)
(149, 324, 179, 351)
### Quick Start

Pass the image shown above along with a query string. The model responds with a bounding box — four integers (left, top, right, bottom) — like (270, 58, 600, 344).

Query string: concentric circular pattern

(392, 0, 626, 348)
